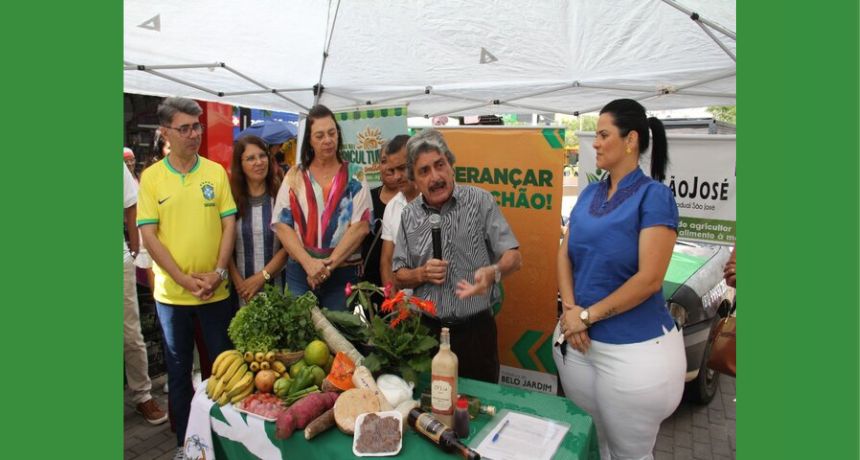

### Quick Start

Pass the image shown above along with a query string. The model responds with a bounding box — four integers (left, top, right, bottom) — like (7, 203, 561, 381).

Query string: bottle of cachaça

(407, 408, 481, 459)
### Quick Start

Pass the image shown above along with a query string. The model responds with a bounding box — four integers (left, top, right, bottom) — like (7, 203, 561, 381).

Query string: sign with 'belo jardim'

(578, 132, 736, 245)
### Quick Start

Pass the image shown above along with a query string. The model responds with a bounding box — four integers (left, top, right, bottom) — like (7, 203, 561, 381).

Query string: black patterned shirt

(392, 184, 519, 321)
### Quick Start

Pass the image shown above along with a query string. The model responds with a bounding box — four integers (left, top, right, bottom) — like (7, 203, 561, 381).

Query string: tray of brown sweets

(352, 411, 403, 457)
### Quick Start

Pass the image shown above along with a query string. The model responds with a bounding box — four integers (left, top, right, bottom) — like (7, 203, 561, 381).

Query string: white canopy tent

(123, 0, 735, 117)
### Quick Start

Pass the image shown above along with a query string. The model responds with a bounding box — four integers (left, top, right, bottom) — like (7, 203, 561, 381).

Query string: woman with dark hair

(554, 98, 684, 459)
(272, 105, 371, 310)
(228, 135, 289, 305)
(145, 130, 171, 169)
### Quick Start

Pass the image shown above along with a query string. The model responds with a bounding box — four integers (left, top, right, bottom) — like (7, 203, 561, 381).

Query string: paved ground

(124, 374, 735, 459)
(655, 376, 736, 460)
(124, 374, 178, 460)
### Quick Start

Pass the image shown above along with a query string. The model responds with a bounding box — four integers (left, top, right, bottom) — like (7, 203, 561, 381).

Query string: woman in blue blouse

(554, 99, 685, 460)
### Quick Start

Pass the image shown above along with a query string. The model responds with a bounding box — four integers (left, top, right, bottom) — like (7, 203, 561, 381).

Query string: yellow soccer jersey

(137, 155, 237, 305)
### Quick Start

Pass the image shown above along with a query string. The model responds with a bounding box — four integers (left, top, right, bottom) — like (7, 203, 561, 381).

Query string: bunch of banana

(243, 349, 288, 377)
(206, 349, 255, 405)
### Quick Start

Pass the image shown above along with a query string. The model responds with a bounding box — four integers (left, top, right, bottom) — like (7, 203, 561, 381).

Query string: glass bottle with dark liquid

(407, 408, 481, 459)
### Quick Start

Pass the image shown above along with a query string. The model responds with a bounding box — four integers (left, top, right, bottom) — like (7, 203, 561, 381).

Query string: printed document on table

(472, 410, 569, 460)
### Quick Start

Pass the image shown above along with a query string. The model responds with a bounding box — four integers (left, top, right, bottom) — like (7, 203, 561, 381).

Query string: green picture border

(741, 2, 858, 458)
(0, 4, 120, 458)
(5, 3, 855, 459)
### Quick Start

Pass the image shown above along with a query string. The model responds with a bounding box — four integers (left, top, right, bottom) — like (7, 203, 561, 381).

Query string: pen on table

(491, 419, 510, 443)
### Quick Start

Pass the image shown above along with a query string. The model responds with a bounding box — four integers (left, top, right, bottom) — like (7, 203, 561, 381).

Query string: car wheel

(683, 325, 721, 404)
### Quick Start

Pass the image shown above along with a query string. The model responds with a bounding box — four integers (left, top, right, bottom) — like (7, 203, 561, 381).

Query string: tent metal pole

(576, 82, 656, 93)
(636, 94, 671, 107)
(694, 21, 736, 62)
(222, 64, 310, 111)
(661, 0, 736, 40)
(269, 88, 308, 93)
(576, 103, 607, 115)
(124, 62, 224, 71)
(429, 102, 492, 118)
(323, 89, 366, 106)
(498, 100, 578, 117)
(222, 88, 312, 97)
(314, 0, 343, 105)
(368, 90, 431, 106)
(673, 89, 736, 98)
(219, 88, 311, 111)
(576, 90, 659, 115)
(271, 93, 310, 111)
(138, 69, 221, 96)
(674, 69, 736, 90)
(222, 64, 280, 91)
(431, 91, 492, 104)
(499, 82, 579, 102)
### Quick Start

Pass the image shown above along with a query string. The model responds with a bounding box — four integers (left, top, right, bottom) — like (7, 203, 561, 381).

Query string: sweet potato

(295, 392, 339, 428)
(304, 408, 335, 440)
(275, 412, 296, 439)
(275, 391, 340, 439)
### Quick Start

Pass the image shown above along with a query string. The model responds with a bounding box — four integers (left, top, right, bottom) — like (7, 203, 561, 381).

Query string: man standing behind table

(379, 134, 420, 289)
(360, 139, 400, 287)
(137, 97, 237, 459)
(392, 129, 522, 383)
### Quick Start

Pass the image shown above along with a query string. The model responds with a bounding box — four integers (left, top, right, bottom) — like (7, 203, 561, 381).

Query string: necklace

(312, 164, 339, 184)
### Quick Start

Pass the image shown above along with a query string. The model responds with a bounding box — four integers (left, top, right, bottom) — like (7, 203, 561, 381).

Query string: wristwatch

(215, 267, 228, 281)
(579, 309, 592, 328)
(262, 269, 271, 281)
(492, 264, 502, 283)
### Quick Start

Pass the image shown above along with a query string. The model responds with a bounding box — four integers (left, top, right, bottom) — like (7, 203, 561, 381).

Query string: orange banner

(439, 128, 565, 392)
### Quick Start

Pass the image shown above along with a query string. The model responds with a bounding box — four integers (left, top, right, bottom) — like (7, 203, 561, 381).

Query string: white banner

(577, 133, 736, 245)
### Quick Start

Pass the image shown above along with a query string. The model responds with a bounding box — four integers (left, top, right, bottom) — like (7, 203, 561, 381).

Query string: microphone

(429, 214, 442, 259)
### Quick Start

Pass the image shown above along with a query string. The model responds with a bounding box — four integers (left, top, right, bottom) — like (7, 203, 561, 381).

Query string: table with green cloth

(199, 377, 598, 459)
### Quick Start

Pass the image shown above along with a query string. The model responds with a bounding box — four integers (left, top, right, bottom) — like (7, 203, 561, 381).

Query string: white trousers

(553, 324, 686, 460)
(124, 255, 153, 404)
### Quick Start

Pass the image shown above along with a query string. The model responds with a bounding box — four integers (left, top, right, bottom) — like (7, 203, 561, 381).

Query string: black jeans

(421, 310, 500, 384)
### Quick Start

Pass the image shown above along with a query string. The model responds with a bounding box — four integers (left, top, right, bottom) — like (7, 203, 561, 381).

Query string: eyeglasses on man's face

(163, 122, 205, 137)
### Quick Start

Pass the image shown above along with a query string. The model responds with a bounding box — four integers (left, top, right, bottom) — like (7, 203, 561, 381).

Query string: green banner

(336, 106, 408, 187)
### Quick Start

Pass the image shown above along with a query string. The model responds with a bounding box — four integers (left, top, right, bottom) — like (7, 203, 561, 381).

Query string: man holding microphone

(392, 129, 521, 383)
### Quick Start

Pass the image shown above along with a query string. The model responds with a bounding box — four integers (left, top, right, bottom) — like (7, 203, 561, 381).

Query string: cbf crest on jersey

(200, 181, 216, 206)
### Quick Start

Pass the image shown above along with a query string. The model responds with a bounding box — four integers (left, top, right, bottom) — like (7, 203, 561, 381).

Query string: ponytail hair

(647, 117, 668, 182)
(600, 99, 670, 182)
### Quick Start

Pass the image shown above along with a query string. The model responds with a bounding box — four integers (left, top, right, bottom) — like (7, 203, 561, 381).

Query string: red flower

(344, 282, 353, 297)
(389, 306, 412, 329)
(409, 297, 437, 316)
(381, 290, 405, 313)
(383, 283, 393, 299)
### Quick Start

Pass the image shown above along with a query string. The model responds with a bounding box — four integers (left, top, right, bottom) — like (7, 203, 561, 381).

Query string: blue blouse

(567, 168, 679, 344)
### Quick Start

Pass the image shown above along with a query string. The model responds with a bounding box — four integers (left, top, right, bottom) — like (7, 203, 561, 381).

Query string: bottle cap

(457, 396, 468, 409)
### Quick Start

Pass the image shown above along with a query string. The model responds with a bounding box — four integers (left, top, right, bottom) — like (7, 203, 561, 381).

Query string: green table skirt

(210, 377, 599, 459)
